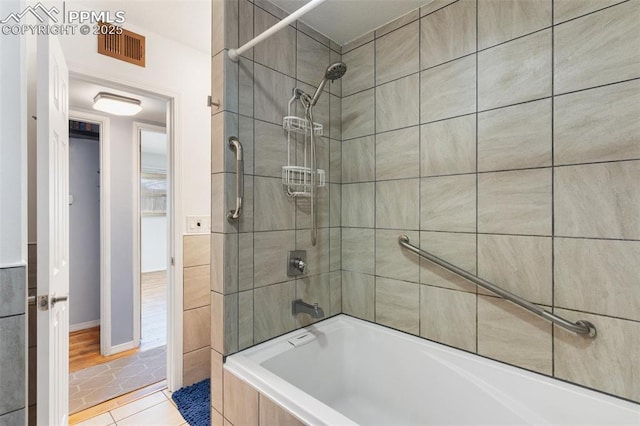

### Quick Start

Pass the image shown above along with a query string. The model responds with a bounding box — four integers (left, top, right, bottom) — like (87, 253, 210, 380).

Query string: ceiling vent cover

(97, 23, 146, 67)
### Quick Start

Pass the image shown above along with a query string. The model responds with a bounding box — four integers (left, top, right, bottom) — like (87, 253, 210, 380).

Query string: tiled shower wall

(211, 0, 342, 421)
(340, 0, 640, 403)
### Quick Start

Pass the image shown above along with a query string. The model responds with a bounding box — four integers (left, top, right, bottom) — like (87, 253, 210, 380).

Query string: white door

(36, 34, 70, 426)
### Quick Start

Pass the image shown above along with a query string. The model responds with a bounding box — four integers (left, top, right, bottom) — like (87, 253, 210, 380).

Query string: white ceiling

(269, 0, 430, 46)
(69, 78, 168, 124)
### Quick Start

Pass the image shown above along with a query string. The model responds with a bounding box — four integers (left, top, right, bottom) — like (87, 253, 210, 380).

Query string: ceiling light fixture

(93, 92, 142, 116)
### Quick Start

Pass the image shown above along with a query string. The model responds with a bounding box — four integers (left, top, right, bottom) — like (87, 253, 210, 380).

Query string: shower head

(310, 62, 347, 106)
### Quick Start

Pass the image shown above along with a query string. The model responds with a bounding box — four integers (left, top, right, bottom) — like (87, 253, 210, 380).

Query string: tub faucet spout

(292, 299, 325, 318)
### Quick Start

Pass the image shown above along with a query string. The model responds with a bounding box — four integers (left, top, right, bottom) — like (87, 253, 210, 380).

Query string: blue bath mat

(172, 379, 210, 426)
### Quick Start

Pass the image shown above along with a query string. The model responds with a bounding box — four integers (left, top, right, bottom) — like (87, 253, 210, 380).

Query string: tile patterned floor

(74, 390, 186, 426)
(70, 346, 167, 414)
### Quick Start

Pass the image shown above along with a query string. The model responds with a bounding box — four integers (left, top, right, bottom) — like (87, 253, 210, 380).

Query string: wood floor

(69, 271, 168, 372)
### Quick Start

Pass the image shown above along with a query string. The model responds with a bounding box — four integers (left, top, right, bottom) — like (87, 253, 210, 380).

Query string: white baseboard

(108, 340, 138, 355)
(69, 320, 100, 332)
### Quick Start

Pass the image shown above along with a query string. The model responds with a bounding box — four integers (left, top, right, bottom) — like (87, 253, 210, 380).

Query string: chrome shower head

(311, 62, 347, 106)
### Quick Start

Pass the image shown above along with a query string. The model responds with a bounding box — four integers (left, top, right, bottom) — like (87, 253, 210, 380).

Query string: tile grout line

(475, 0, 480, 355)
(550, 0, 556, 378)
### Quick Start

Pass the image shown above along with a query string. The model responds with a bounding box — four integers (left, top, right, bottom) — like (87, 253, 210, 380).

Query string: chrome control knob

(292, 258, 306, 272)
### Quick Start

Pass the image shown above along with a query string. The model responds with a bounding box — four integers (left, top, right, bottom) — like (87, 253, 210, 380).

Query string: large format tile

(375, 277, 420, 335)
(478, 29, 551, 111)
(183, 306, 210, 352)
(183, 234, 210, 268)
(254, 120, 288, 178)
(329, 228, 341, 271)
(478, 234, 552, 305)
(254, 281, 296, 343)
(343, 30, 374, 54)
(329, 94, 342, 141)
(421, 174, 476, 232)
(376, 8, 419, 38)
(223, 370, 259, 426)
(342, 228, 374, 275)
(110, 392, 166, 421)
(253, 6, 295, 76)
(342, 183, 375, 228)
(296, 228, 330, 275)
(238, 233, 254, 291)
(554, 161, 640, 239)
(117, 401, 185, 426)
(554, 79, 640, 165)
(238, 290, 254, 350)
(342, 271, 374, 321)
(554, 0, 625, 24)
(253, 177, 295, 231)
(420, 285, 476, 352)
(183, 265, 210, 310)
(254, 64, 296, 126)
(420, 0, 458, 16)
(421, 114, 476, 176)
(342, 136, 375, 183)
(419, 231, 477, 293)
(376, 74, 420, 133)
(259, 394, 304, 426)
(420, 0, 476, 69)
(554, 1, 640, 94)
(0, 316, 25, 415)
(329, 184, 341, 228)
(342, 42, 375, 97)
(555, 238, 640, 322)
(376, 21, 419, 85)
(295, 274, 331, 326)
(421, 55, 476, 123)
(342, 89, 375, 140)
(297, 31, 330, 87)
(329, 140, 342, 184)
(376, 126, 420, 180)
(478, 99, 552, 171)
(376, 230, 420, 283)
(478, 168, 552, 236)
(183, 347, 210, 386)
(210, 233, 237, 294)
(554, 310, 640, 402)
(478, 0, 551, 50)
(254, 231, 295, 287)
(478, 296, 552, 375)
(0, 267, 25, 317)
(376, 179, 420, 230)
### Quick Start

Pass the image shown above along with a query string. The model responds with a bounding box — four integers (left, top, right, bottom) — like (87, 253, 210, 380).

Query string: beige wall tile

(253, 7, 295, 76)
(376, 179, 420, 230)
(478, 0, 551, 50)
(184, 265, 210, 310)
(554, 79, 640, 165)
(342, 136, 375, 183)
(421, 55, 476, 122)
(420, 285, 476, 352)
(420, 231, 477, 293)
(184, 306, 211, 353)
(342, 228, 375, 274)
(376, 74, 420, 133)
(254, 281, 296, 343)
(254, 177, 295, 232)
(421, 174, 476, 232)
(376, 127, 420, 180)
(184, 234, 210, 268)
(375, 277, 420, 334)
(342, 183, 375, 228)
(253, 231, 295, 287)
(478, 99, 552, 172)
(376, 230, 420, 283)
(554, 161, 640, 239)
(211, 350, 223, 413)
(420, 0, 476, 69)
(342, 42, 375, 97)
(554, 1, 640, 94)
(478, 296, 552, 375)
(223, 370, 259, 426)
(211, 292, 224, 354)
(376, 21, 420, 85)
(183, 347, 210, 386)
(555, 238, 640, 321)
(554, 0, 624, 24)
(554, 310, 640, 402)
(421, 114, 476, 176)
(342, 89, 375, 140)
(478, 168, 552, 236)
(478, 29, 551, 111)
(297, 32, 330, 87)
(259, 395, 304, 426)
(478, 234, 552, 305)
(211, 407, 223, 426)
(342, 271, 374, 321)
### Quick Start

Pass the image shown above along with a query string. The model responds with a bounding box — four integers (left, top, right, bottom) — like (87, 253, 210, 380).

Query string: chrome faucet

(292, 299, 325, 318)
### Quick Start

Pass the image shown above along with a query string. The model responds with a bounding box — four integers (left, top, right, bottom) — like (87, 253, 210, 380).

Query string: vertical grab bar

(227, 137, 243, 221)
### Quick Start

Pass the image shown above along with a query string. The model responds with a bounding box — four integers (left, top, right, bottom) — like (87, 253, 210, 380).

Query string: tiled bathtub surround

(340, 0, 640, 404)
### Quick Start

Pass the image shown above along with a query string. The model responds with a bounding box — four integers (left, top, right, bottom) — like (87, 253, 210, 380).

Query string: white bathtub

(225, 315, 640, 425)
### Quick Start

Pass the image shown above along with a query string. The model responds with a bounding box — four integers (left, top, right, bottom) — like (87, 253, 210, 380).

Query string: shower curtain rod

(228, 0, 327, 61)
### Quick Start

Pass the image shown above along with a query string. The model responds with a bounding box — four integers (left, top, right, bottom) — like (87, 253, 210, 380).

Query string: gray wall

(340, 0, 640, 404)
(69, 138, 101, 328)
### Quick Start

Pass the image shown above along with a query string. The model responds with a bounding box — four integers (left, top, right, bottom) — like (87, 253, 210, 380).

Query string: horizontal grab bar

(398, 235, 596, 338)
